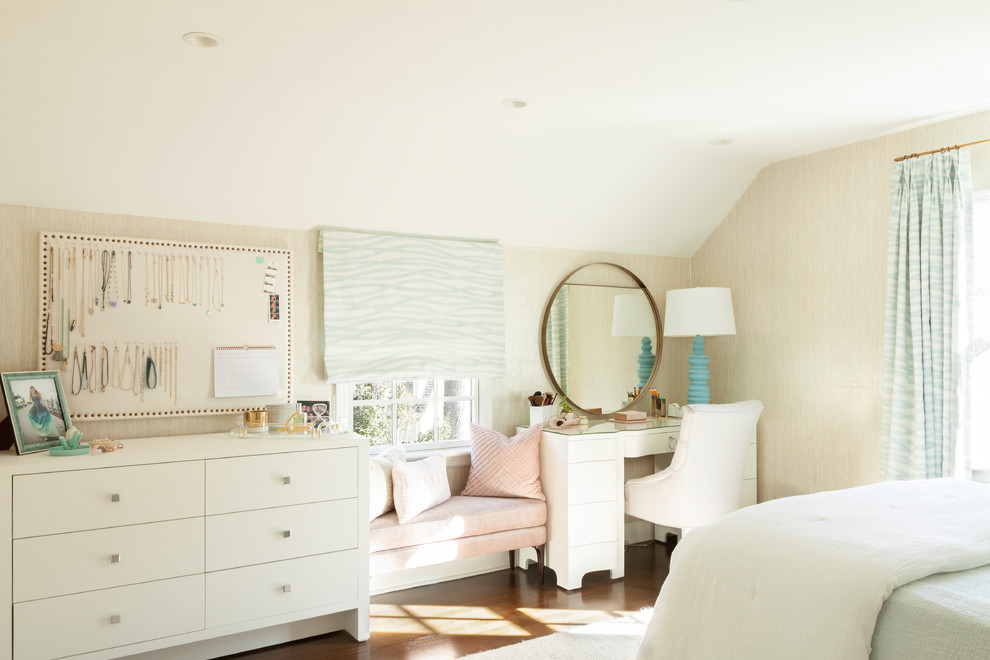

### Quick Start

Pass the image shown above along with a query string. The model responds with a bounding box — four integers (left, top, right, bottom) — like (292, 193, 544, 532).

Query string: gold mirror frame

(539, 262, 662, 416)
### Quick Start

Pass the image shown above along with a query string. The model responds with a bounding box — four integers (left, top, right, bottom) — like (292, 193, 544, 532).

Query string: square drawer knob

(282, 530, 292, 539)
(282, 476, 291, 485)
(110, 553, 122, 564)
(110, 493, 121, 503)
(110, 615, 121, 625)
(282, 584, 292, 593)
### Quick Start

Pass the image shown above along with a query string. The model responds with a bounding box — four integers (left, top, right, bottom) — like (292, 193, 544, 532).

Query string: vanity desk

(529, 418, 756, 590)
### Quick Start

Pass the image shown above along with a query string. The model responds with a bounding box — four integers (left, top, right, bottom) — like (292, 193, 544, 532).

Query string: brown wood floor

(227, 540, 674, 660)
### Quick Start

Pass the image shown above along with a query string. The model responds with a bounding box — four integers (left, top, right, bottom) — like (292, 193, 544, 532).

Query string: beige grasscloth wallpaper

(692, 110, 990, 501)
(0, 204, 690, 447)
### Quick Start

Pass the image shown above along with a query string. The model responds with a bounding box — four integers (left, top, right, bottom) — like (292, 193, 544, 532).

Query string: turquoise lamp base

(637, 337, 655, 390)
(686, 335, 711, 404)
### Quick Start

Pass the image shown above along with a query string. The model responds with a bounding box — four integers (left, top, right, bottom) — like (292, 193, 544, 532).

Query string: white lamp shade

(611, 293, 656, 337)
(663, 287, 736, 337)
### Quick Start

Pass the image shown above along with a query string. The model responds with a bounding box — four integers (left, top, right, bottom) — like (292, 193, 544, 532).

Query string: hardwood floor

(227, 540, 674, 660)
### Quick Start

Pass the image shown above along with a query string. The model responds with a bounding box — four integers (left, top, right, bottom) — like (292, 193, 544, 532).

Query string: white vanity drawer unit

(0, 433, 369, 660)
(538, 418, 758, 590)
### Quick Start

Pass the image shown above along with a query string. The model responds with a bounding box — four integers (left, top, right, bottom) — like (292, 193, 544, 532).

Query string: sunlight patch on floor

(370, 603, 530, 637)
(516, 607, 633, 632)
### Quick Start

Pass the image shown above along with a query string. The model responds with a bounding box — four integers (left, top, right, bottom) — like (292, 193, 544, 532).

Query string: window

(337, 378, 490, 450)
(969, 190, 990, 472)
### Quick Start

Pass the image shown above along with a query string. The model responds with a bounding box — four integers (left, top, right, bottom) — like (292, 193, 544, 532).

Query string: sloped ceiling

(2, 1, 990, 257)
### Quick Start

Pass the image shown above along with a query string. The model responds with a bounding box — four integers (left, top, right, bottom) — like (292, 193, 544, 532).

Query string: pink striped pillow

(461, 424, 545, 501)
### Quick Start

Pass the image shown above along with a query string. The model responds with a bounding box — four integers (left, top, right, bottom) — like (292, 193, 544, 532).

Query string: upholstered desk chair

(625, 400, 763, 535)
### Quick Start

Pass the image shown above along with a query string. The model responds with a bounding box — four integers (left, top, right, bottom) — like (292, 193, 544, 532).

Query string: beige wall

(0, 204, 690, 444)
(692, 110, 990, 501)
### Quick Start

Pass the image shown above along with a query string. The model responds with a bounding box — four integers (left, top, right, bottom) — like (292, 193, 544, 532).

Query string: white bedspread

(637, 479, 990, 660)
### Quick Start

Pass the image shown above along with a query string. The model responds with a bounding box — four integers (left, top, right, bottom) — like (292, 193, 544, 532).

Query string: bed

(637, 478, 990, 659)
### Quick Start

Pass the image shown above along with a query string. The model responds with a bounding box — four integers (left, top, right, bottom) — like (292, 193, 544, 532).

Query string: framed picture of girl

(1, 371, 72, 454)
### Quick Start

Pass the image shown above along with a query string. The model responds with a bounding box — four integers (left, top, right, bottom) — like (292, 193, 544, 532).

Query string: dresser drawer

(14, 575, 204, 659)
(567, 438, 618, 463)
(14, 517, 204, 603)
(13, 462, 204, 538)
(623, 430, 680, 458)
(206, 448, 357, 514)
(567, 502, 618, 546)
(206, 499, 358, 571)
(206, 550, 359, 628)
(567, 461, 617, 505)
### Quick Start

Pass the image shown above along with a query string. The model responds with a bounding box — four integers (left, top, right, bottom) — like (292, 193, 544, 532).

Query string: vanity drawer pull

(282, 530, 292, 539)
(282, 584, 292, 594)
(110, 614, 121, 625)
(110, 553, 122, 564)
(668, 435, 677, 450)
(282, 476, 292, 485)
(110, 493, 121, 503)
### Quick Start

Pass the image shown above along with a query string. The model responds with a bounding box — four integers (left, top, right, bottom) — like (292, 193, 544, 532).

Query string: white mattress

(872, 563, 990, 659)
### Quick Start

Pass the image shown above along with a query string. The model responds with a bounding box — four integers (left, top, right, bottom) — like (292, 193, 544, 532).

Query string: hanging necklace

(100, 345, 110, 392)
(132, 345, 144, 398)
(110, 345, 121, 389)
(88, 345, 98, 394)
(79, 248, 86, 336)
(108, 250, 119, 307)
(100, 250, 109, 310)
(120, 344, 135, 391)
(71, 347, 83, 395)
(146, 346, 158, 390)
(125, 250, 132, 304)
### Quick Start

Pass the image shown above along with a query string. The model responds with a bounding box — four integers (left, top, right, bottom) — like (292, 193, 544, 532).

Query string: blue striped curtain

(881, 151, 973, 480)
(319, 229, 506, 382)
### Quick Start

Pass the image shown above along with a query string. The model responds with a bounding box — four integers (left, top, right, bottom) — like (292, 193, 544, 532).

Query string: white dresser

(537, 418, 757, 590)
(0, 433, 368, 660)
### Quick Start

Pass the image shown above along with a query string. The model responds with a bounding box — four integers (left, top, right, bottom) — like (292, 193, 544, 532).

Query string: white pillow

(392, 454, 451, 523)
(368, 444, 406, 521)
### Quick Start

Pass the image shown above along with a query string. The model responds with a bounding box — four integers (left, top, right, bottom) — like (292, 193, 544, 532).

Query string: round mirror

(540, 263, 662, 416)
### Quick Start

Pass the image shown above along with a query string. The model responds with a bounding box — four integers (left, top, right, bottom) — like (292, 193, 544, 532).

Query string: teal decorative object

(49, 427, 89, 457)
(686, 335, 711, 404)
(636, 337, 655, 390)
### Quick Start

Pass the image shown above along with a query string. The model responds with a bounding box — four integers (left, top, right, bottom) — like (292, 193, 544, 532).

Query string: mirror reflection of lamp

(611, 293, 657, 390)
(663, 287, 736, 404)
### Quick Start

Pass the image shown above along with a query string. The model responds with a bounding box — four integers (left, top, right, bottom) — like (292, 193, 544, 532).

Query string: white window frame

(336, 378, 492, 454)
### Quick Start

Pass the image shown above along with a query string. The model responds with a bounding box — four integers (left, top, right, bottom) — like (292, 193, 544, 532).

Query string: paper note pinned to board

(214, 346, 278, 398)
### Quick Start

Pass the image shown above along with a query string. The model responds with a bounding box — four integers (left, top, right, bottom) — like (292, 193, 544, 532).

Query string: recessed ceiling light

(708, 138, 734, 146)
(502, 98, 528, 109)
(183, 32, 223, 48)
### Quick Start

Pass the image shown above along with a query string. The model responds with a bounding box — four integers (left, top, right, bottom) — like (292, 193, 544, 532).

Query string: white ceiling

(3, 1, 990, 257)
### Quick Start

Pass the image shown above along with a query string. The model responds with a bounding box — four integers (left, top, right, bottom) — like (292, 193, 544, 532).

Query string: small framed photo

(296, 400, 331, 427)
(1, 371, 72, 454)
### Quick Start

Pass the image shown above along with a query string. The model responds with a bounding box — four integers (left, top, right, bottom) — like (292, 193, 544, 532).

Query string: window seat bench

(369, 495, 546, 578)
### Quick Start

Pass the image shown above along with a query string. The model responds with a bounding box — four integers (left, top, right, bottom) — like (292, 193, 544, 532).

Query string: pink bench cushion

(370, 495, 547, 553)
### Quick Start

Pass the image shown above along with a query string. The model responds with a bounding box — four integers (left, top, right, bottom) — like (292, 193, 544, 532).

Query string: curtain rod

(894, 137, 990, 162)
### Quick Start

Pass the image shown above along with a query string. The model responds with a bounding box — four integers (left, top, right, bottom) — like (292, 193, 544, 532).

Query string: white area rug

(460, 609, 651, 659)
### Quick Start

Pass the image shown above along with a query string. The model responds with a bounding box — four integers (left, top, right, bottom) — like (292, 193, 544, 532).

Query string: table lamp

(611, 293, 657, 390)
(663, 287, 736, 404)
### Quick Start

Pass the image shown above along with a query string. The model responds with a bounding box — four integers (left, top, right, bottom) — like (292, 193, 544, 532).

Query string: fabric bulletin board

(37, 232, 292, 420)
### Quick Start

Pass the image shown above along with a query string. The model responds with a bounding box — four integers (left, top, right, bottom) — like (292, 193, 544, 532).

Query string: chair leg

(509, 549, 516, 572)
(534, 544, 545, 585)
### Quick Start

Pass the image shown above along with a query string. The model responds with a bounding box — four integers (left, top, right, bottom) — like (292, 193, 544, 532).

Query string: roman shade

(319, 229, 506, 382)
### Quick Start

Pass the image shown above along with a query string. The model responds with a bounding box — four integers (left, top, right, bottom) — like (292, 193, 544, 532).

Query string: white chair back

(625, 400, 763, 530)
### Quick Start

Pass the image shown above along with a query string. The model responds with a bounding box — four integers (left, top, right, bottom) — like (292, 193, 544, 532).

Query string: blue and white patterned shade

(319, 229, 507, 382)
